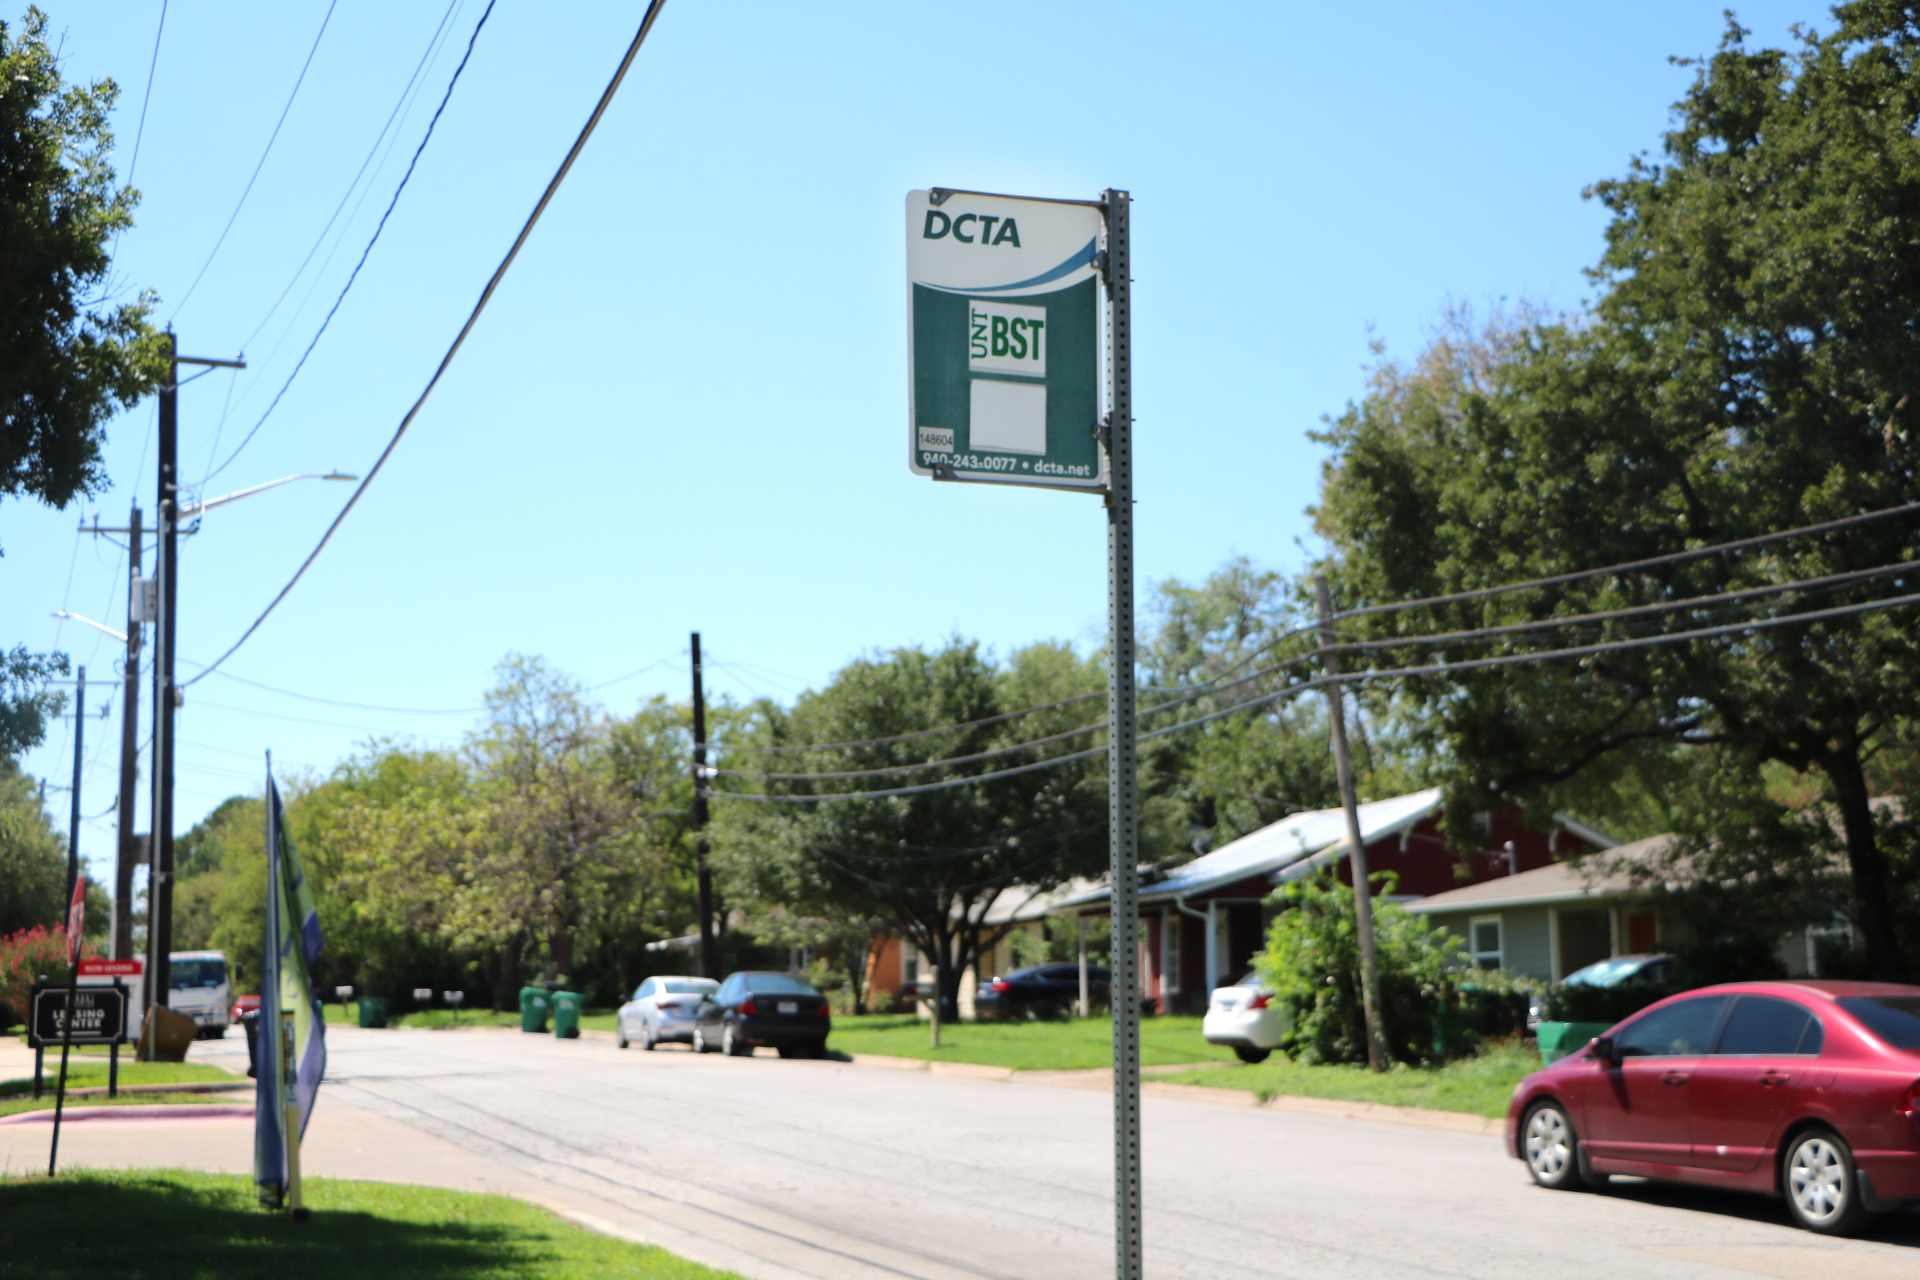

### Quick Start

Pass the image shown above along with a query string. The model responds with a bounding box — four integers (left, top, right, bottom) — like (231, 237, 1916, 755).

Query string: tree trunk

(550, 927, 575, 983)
(1820, 742, 1909, 982)
(487, 937, 523, 1011)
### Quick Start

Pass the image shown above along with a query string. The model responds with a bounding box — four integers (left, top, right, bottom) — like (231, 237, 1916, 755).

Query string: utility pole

(49, 666, 85, 1176)
(1315, 571, 1389, 1072)
(112, 507, 142, 962)
(143, 336, 245, 1038)
(690, 632, 718, 981)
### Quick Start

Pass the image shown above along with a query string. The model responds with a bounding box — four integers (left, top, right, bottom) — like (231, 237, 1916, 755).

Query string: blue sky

(4, 1, 1817, 888)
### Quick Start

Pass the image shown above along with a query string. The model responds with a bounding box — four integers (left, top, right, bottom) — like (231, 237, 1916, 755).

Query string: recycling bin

(550, 990, 583, 1039)
(357, 996, 388, 1029)
(519, 986, 551, 1033)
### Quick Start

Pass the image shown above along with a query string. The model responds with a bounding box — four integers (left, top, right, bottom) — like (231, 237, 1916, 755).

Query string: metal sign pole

(1101, 187, 1142, 1280)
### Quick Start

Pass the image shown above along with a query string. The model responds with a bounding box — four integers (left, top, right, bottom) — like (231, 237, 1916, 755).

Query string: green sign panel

(906, 189, 1106, 490)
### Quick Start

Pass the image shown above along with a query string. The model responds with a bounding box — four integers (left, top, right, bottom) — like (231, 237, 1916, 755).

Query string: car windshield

(661, 980, 715, 995)
(170, 959, 226, 990)
(743, 974, 819, 996)
(1565, 958, 1657, 988)
(1838, 995, 1920, 1048)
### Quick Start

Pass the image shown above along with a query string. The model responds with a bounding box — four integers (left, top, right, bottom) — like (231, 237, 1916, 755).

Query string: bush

(1254, 872, 1531, 1066)
(0, 926, 101, 1028)
(1534, 979, 1671, 1026)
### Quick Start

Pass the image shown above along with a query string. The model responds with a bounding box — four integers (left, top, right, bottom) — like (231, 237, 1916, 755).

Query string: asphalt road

(195, 1027, 1920, 1280)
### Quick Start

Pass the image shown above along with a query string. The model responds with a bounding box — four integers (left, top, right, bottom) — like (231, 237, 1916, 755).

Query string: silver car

(617, 975, 718, 1049)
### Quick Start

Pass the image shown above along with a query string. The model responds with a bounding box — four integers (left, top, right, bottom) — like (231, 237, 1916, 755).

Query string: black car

(976, 963, 1110, 1020)
(693, 972, 831, 1058)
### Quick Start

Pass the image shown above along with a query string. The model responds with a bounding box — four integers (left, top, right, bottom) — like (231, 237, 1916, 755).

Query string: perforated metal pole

(1102, 187, 1142, 1280)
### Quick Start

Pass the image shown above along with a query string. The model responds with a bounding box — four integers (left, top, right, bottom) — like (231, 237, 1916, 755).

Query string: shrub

(1254, 871, 1528, 1066)
(0, 926, 101, 1029)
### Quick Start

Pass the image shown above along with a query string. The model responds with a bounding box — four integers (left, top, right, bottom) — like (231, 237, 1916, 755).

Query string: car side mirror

(1589, 1036, 1616, 1065)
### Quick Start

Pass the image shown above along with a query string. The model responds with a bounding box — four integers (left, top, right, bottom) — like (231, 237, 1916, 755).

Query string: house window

(902, 953, 918, 989)
(1469, 915, 1503, 970)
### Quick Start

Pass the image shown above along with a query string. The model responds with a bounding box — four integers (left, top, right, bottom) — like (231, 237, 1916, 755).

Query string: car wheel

(1783, 1128, 1868, 1235)
(1521, 1100, 1589, 1192)
(1233, 1045, 1271, 1064)
(641, 1018, 657, 1050)
(616, 1018, 629, 1049)
(777, 1045, 799, 1059)
(723, 1022, 751, 1057)
(692, 1026, 712, 1054)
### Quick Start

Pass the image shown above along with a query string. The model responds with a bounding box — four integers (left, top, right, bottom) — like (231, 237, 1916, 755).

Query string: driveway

(133, 1027, 1920, 1279)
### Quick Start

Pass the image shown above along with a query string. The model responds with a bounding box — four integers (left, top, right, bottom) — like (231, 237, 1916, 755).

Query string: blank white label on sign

(968, 299, 1047, 377)
(969, 378, 1046, 454)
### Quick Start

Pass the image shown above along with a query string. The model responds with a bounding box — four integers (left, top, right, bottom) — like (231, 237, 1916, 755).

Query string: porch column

(1204, 900, 1219, 995)
(1078, 917, 1090, 1017)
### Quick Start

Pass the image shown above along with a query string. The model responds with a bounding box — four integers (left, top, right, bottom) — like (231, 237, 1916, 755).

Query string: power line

(709, 589, 1920, 804)
(105, 0, 167, 278)
(200, 0, 494, 487)
(184, 0, 669, 686)
(194, 665, 482, 715)
(1330, 500, 1920, 624)
(168, 0, 339, 321)
(234, 0, 465, 356)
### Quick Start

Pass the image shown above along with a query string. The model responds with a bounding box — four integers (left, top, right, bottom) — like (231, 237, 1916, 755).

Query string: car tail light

(989, 979, 1010, 993)
(1248, 993, 1271, 1010)
(818, 1001, 831, 1017)
(1900, 1079, 1920, 1117)
(740, 997, 758, 1016)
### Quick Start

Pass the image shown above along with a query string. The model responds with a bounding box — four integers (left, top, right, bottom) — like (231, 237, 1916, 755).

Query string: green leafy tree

(2, 9, 166, 756)
(0, 757, 64, 935)
(1314, 7, 1920, 979)
(716, 640, 1114, 1020)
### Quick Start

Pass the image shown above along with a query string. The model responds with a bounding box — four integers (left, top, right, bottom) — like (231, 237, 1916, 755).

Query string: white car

(617, 975, 718, 1049)
(1203, 971, 1289, 1064)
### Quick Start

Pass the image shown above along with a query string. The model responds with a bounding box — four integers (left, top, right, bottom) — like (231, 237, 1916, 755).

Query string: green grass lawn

(824, 1014, 1237, 1071)
(0, 1061, 240, 1117)
(1158, 1038, 1541, 1118)
(0, 1169, 739, 1279)
(320, 1004, 522, 1030)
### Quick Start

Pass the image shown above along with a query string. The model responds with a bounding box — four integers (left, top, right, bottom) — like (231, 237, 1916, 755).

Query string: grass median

(825, 1013, 1236, 1071)
(0, 1061, 242, 1117)
(0, 1168, 739, 1279)
(1157, 1038, 1541, 1118)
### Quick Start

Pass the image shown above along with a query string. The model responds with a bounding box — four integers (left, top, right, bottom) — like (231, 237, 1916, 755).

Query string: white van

(167, 950, 232, 1038)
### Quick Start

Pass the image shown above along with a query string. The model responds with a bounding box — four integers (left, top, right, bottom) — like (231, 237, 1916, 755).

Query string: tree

(716, 640, 1113, 1020)
(1315, 5, 1920, 979)
(2, 8, 166, 755)
(0, 756, 64, 935)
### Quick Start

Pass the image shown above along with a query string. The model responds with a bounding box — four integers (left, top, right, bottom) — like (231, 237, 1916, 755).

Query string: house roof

(1054, 788, 1451, 912)
(1051, 787, 1620, 914)
(1404, 833, 1675, 914)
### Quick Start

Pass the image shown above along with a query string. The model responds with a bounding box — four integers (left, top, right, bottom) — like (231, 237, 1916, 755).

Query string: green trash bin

(519, 986, 551, 1033)
(357, 997, 388, 1029)
(551, 990, 583, 1039)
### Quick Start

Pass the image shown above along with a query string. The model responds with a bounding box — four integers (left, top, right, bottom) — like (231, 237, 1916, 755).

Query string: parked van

(168, 950, 232, 1038)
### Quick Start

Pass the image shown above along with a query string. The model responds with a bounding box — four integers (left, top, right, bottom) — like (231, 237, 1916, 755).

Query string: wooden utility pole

(112, 506, 142, 962)
(690, 632, 719, 981)
(1315, 571, 1389, 1072)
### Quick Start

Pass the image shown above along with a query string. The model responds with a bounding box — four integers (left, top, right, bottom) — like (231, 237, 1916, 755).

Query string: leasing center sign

(906, 189, 1105, 490)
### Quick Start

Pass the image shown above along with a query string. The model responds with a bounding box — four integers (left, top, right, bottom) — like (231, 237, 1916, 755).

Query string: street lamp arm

(179, 471, 357, 518)
(52, 611, 127, 643)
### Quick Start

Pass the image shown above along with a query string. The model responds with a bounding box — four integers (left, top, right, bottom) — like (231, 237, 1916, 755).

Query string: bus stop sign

(906, 189, 1106, 490)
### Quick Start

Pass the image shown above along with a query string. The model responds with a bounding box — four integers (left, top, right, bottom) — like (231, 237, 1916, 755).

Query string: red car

(1509, 980, 1920, 1235)
(231, 994, 260, 1022)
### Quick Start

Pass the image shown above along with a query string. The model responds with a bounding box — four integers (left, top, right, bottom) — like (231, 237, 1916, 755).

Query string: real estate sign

(905, 189, 1106, 490)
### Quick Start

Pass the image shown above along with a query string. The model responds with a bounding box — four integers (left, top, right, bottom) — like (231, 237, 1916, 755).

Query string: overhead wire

(169, 1, 339, 321)
(234, 0, 465, 356)
(199, 0, 495, 488)
(193, 665, 482, 715)
(185, 0, 670, 687)
(708, 588, 1920, 804)
(105, 0, 166, 279)
(1328, 500, 1920, 624)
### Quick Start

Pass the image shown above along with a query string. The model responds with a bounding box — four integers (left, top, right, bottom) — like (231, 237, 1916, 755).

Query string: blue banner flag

(255, 763, 327, 1209)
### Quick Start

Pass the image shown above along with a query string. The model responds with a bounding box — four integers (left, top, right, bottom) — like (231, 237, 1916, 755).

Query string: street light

(51, 611, 126, 644)
(178, 471, 357, 521)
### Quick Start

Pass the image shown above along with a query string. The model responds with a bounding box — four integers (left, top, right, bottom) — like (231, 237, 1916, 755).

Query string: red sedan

(1508, 980, 1920, 1235)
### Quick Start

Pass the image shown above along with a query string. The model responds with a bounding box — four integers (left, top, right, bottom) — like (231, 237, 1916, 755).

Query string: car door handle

(1758, 1072, 1792, 1087)
(1662, 1071, 1690, 1086)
